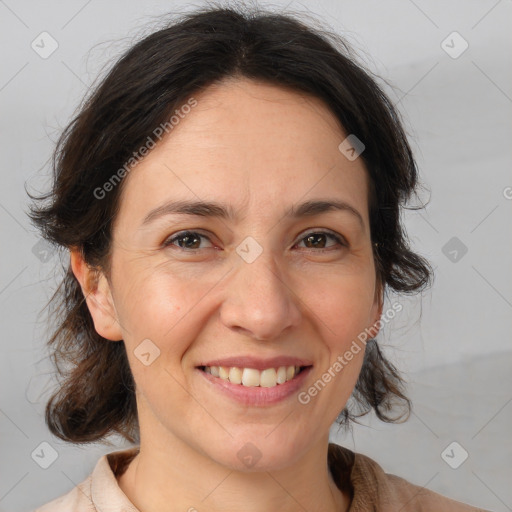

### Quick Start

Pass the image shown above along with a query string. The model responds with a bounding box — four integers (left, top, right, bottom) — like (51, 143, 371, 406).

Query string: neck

(117, 432, 350, 512)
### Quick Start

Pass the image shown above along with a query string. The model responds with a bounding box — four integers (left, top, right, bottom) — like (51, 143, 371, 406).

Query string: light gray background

(0, 1, 511, 511)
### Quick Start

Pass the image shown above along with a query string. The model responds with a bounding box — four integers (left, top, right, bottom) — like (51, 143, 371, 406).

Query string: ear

(70, 247, 123, 341)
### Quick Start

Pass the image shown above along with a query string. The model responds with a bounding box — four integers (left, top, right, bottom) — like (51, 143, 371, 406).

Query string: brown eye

(163, 231, 213, 250)
(296, 231, 346, 250)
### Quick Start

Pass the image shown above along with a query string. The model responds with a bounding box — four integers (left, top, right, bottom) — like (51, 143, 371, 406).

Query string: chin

(209, 435, 308, 472)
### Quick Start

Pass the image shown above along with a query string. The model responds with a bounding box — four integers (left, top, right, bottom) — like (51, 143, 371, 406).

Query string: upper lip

(196, 356, 313, 371)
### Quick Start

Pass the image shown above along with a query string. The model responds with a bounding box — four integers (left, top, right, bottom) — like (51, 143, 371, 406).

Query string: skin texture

(71, 77, 383, 512)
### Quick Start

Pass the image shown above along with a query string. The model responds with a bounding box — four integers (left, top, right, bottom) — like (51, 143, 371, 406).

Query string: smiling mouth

(197, 365, 312, 388)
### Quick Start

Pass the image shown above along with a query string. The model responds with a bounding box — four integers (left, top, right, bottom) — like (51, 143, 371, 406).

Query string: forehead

(114, 78, 370, 230)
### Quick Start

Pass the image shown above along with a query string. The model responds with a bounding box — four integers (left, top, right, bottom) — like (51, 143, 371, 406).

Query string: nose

(219, 249, 302, 341)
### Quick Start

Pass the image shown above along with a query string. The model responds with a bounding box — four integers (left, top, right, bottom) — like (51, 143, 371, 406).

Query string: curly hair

(27, 4, 433, 445)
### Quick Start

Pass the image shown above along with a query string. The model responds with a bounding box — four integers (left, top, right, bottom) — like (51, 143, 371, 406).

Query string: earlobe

(69, 248, 123, 341)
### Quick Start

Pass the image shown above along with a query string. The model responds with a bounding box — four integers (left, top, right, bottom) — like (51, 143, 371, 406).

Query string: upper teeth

(203, 365, 301, 387)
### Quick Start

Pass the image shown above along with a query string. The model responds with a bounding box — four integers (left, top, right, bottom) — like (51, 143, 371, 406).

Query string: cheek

(112, 259, 221, 362)
(302, 272, 374, 395)
(114, 266, 212, 406)
(302, 271, 376, 344)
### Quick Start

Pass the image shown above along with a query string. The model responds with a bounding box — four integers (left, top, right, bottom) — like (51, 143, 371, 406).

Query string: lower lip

(196, 366, 313, 406)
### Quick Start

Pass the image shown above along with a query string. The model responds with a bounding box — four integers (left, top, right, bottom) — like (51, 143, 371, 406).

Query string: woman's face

(85, 78, 382, 470)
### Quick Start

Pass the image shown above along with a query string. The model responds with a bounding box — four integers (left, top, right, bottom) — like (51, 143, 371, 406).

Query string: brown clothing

(34, 442, 490, 511)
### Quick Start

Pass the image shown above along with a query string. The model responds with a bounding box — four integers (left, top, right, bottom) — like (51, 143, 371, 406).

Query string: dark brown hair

(27, 3, 433, 445)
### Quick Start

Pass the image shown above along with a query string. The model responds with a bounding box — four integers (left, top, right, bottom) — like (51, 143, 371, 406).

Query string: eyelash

(162, 229, 347, 252)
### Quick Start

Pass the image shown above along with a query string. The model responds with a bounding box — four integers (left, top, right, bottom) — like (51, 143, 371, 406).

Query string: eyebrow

(140, 198, 365, 229)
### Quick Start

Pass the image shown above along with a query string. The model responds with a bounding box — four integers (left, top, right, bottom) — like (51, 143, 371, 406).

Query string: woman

(29, 5, 488, 511)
